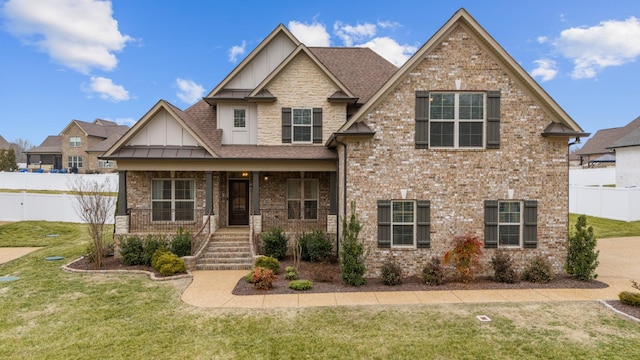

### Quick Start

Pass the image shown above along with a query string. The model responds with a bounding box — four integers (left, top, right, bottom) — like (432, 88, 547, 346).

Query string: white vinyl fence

(569, 185, 640, 222)
(569, 168, 616, 186)
(0, 172, 118, 223)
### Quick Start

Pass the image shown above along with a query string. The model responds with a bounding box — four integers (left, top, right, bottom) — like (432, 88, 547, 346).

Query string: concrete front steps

(195, 228, 253, 271)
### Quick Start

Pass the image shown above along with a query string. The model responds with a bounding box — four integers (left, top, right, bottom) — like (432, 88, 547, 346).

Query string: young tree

(340, 201, 366, 286)
(69, 177, 116, 268)
(0, 148, 17, 171)
(11, 138, 33, 163)
(565, 215, 599, 281)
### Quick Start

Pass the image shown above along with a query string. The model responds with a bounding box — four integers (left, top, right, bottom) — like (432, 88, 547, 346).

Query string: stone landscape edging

(61, 257, 193, 282)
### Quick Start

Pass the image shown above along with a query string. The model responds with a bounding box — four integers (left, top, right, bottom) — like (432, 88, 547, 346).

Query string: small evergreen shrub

(522, 256, 555, 283)
(152, 251, 186, 276)
(490, 252, 519, 284)
(261, 228, 288, 260)
(381, 258, 403, 286)
(245, 272, 255, 283)
(151, 248, 172, 269)
(285, 266, 298, 280)
(120, 236, 145, 265)
(443, 233, 483, 283)
(422, 256, 445, 286)
(252, 267, 277, 290)
(288, 279, 313, 291)
(142, 234, 168, 267)
(340, 203, 366, 286)
(619, 291, 640, 307)
(254, 256, 281, 274)
(170, 227, 192, 257)
(566, 215, 599, 281)
(299, 230, 333, 262)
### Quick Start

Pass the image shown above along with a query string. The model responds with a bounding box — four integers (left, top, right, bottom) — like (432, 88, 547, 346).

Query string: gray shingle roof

(25, 136, 62, 154)
(0, 135, 10, 149)
(577, 116, 640, 155)
(608, 126, 640, 149)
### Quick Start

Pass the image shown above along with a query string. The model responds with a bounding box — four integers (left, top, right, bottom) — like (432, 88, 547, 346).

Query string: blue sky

(1, 0, 640, 146)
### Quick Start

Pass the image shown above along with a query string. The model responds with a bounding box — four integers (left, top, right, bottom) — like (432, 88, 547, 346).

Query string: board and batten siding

(127, 108, 199, 146)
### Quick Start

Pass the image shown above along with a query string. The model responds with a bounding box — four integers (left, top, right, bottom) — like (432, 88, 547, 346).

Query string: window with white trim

(70, 136, 81, 147)
(392, 200, 415, 247)
(292, 108, 312, 143)
(287, 179, 318, 219)
(233, 108, 246, 128)
(151, 179, 195, 221)
(67, 156, 82, 168)
(429, 93, 485, 148)
(498, 201, 522, 246)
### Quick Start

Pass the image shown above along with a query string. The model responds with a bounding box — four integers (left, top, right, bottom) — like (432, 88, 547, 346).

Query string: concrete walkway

(0, 247, 41, 265)
(181, 237, 640, 308)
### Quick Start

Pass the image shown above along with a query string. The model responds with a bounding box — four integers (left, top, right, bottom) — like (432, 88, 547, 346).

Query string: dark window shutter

(282, 107, 292, 143)
(486, 91, 500, 149)
(523, 200, 538, 248)
(313, 108, 322, 144)
(484, 200, 498, 248)
(377, 200, 391, 248)
(416, 200, 431, 248)
(415, 91, 429, 149)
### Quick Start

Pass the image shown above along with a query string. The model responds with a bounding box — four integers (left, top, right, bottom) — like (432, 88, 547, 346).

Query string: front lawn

(1, 221, 640, 359)
(570, 214, 640, 238)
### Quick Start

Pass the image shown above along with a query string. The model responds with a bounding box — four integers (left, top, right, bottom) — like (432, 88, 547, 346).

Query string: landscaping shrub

(340, 202, 366, 286)
(170, 227, 192, 257)
(152, 250, 186, 276)
(619, 291, 640, 307)
(288, 279, 313, 291)
(566, 214, 599, 281)
(490, 252, 519, 283)
(285, 266, 298, 280)
(422, 256, 445, 286)
(245, 272, 255, 283)
(142, 234, 168, 267)
(151, 248, 172, 269)
(522, 256, 555, 283)
(299, 230, 333, 262)
(443, 233, 483, 283)
(120, 235, 145, 266)
(261, 228, 288, 260)
(381, 258, 403, 286)
(251, 267, 277, 290)
(254, 255, 280, 274)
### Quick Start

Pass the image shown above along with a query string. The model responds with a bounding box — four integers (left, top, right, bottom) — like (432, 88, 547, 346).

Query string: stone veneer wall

(344, 24, 570, 277)
(256, 53, 347, 145)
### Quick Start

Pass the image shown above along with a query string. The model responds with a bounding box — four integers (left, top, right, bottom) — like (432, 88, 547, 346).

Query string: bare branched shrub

(69, 177, 116, 268)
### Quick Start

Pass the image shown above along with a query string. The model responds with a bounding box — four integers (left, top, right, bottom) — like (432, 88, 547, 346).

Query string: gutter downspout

(333, 136, 348, 259)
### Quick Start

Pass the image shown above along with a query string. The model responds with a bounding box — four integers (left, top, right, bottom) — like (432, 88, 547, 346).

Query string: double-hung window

(429, 93, 485, 148)
(151, 179, 195, 221)
(292, 108, 312, 143)
(70, 136, 81, 147)
(287, 179, 318, 219)
(233, 109, 246, 128)
(498, 201, 522, 247)
(392, 201, 415, 246)
(67, 156, 82, 168)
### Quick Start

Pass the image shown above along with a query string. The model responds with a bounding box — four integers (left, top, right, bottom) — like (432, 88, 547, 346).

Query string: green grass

(570, 214, 640, 238)
(2, 221, 640, 359)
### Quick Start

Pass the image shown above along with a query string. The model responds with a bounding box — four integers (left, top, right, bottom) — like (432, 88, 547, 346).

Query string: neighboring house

(576, 116, 640, 167)
(0, 135, 10, 150)
(607, 127, 640, 188)
(105, 9, 587, 276)
(25, 135, 62, 171)
(27, 119, 128, 173)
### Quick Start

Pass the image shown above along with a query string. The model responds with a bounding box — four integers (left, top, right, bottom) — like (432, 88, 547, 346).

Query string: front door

(229, 179, 249, 225)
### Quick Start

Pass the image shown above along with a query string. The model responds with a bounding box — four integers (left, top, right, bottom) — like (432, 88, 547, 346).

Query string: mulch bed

(66, 256, 640, 321)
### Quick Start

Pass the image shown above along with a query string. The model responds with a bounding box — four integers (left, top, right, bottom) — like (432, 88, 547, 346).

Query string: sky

(1, 0, 640, 147)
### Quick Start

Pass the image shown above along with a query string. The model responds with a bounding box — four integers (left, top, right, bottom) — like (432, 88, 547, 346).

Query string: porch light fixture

(508, 189, 514, 199)
(242, 172, 249, 177)
(400, 189, 408, 199)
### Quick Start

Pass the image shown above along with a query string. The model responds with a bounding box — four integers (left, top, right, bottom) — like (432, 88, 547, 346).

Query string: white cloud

(3, 0, 132, 74)
(84, 76, 129, 101)
(176, 78, 205, 104)
(334, 21, 377, 46)
(553, 17, 640, 79)
(357, 37, 417, 66)
(228, 40, 246, 63)
(531, 59, 558, 82)
(288, 20, 330, 46)
(114, 118, 136, 127)
(536, 36, 548, 44)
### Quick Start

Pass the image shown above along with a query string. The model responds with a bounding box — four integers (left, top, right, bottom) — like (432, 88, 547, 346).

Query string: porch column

(205, 171, 213, 215)
(252, 172, 260, 215)
(116, 170, 127, 216)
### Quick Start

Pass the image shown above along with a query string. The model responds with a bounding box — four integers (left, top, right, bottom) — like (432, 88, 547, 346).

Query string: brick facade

(61, 123, 117, 173)
(343, 24, 570, 277)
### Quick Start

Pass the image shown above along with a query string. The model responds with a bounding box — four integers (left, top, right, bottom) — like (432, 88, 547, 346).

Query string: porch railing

(128, 208, 205, 233)
(259, 208, 330, 234)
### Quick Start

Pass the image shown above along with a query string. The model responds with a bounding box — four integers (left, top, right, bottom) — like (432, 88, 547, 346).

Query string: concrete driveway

(181, 237, 640, 308)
